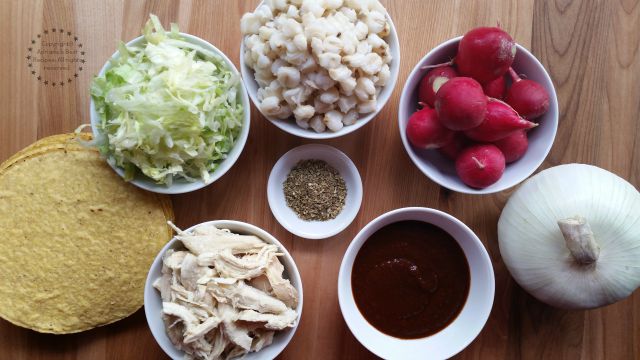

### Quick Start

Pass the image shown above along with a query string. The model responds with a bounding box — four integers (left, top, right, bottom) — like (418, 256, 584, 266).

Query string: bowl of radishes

(399, 27, 558, 194)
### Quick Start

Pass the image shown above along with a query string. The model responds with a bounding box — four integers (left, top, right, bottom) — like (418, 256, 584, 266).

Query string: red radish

(482, 75, 507, 99)
(418, 66, 458, 107)
(457, 27, 516, 84)
(493, 129, 528, 163)
(406, 107, 455, 149)
(438, 132, 470, 160)
(506, 68, 550, 119)
(456, 144, 505, 188)
(435, 77, 487, 131)
(465, 98, 537, 142)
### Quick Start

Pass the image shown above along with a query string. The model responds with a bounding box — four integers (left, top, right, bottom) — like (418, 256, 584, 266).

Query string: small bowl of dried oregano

(267, 144, 363, 239)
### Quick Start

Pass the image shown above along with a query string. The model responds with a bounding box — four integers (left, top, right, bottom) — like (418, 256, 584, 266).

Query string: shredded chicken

(162, 302, 199, 332)
(171, 223, 266, 256)
(154, 273, 172, 302)
(226, 327, 252, 352)
(251, 330, 274, 352)
(265, 255, 299, 308)
(208, 329, 227, 359)
(184, 316, 222, 344)
(237, 308, 298, 330)
(248, 275, 272, 293)
(181, 253, 210, 291)
(156, 222, 299, 360)
(209, 280, 289, 314)
(164, 249, 188, 269)
(197, 245, 279, 280)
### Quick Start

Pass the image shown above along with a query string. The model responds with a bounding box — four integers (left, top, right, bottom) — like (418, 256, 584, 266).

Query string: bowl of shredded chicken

(144, 220, 302, 360)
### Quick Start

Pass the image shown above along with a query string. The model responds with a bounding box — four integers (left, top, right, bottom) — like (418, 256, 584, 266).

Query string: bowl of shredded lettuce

(89, 15, 249, 194)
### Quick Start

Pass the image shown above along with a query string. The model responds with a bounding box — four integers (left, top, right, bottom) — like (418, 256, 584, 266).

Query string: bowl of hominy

(240, 0, 400, 139)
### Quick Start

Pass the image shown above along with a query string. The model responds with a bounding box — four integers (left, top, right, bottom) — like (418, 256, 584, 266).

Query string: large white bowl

(90, 33, 250, 194)
(240, 5, 400, 139)
(338, 207, 495, 360)
(267, 144, 363, 239)
(398, 37, 559, 194)
(144, 220, 303, 359)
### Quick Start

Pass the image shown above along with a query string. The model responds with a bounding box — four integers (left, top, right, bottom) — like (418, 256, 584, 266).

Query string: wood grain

(0, 0, 638, 359)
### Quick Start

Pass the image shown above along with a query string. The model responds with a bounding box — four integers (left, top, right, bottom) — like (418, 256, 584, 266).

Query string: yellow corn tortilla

(0, 133, 173, 333)
(0, 133, 85, 172)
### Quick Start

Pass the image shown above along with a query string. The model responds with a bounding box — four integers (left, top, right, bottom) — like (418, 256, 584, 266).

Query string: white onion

(498, 164, 640, 309)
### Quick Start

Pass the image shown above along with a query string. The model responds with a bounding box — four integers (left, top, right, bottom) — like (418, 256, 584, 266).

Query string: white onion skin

(498, 164, 640, 309)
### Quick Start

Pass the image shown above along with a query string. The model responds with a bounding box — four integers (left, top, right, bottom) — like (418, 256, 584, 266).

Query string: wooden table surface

(1, 0, 639, 359)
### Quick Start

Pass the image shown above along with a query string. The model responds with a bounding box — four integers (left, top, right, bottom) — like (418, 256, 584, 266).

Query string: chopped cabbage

(91, 15, 243, 185)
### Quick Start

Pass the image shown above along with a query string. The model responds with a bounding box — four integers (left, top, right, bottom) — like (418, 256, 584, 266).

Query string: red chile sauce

(351, 220, 470, 339)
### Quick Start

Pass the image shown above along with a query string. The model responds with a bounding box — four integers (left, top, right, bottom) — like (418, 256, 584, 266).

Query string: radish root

(472, 156, 485, 169)
(420, 59, 454, 70)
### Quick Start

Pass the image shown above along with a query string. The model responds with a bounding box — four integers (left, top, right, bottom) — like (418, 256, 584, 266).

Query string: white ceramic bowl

(90, 33, 250, 194)
(398, 37, 559, 194)
(240, 6, 400, 139)
(338, 207, 495, 360)
(144, 220, 303, 360)
(267, 144, 363, 239)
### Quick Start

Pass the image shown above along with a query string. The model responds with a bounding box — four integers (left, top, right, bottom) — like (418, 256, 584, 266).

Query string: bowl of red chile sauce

(338, 208, 494, 359)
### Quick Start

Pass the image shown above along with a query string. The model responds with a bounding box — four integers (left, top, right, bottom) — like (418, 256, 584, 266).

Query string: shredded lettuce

(91, 14, 243, 185)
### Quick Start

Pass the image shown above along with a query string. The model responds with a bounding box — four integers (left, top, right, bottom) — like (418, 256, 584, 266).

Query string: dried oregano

(283, 159, 347, 221)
